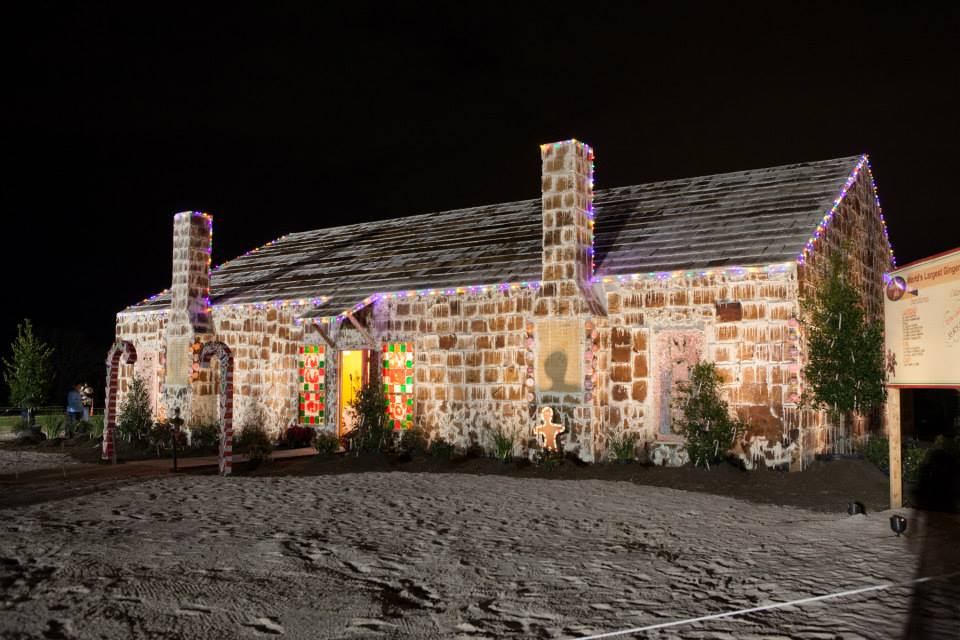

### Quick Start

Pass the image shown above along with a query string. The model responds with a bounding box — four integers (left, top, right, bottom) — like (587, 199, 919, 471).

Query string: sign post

(884, 387, 902, 508)
(883, 246, 960, 509)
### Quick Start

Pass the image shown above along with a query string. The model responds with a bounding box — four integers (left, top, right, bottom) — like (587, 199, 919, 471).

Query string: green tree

(117, 375, 153, 441)
(674, 361, 745, 469)
(348, 372, 390, 454)
(801, 251, 886, 419)
(2, 319, 54, 422)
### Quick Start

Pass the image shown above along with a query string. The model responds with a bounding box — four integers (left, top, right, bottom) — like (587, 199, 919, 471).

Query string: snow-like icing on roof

(125, 155, 862, 317)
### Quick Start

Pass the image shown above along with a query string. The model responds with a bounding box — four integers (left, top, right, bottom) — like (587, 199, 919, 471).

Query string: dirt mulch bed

(246, 451, 899, 514)
(0, 437, 219, 464)
(0, 442, 904, 515)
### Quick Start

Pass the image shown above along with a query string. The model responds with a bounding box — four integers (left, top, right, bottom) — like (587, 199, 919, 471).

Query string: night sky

(4, 2, 959, 376)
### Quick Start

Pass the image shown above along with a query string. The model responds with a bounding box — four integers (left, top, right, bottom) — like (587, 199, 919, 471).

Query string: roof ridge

(279, 155, 862, 240)
(121, 154, 869, 315)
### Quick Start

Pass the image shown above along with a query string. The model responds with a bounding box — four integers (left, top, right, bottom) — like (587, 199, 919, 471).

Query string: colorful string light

(797, 155, 896, 267)
(863, 156, 897, 268)
(127, 216, 293, 313)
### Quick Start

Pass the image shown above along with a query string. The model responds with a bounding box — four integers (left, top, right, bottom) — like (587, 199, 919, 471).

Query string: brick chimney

(540, 139, 598, 310)
(169, 211, 213, 335)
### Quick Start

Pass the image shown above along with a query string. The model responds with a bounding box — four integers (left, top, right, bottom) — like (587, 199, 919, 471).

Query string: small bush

(862, 436, 927, 483)
(608, 432, 638, 462)
(313, 431, 340, 456)
(72, 420, 93, 438)
(863, 436, 889, 471)
(284, 425, 315, 448)
(87, 414, 105, 439)
(673, 362, 745, 469)
(492, 427, 516, 462)
(148, 423, 187, 453)
(904, 443, 927, 483)
(348, 376, 390, 454)
(190, 423, 220, 449)
(429, 437, 455, 459)
(117, 376, 153, 441)
(147, 423, 167, 451)
(237, 424, 274, 462)
(398, 427, 429, 456)
(536, 448, 564, 471)
(37, 414, 64, 439)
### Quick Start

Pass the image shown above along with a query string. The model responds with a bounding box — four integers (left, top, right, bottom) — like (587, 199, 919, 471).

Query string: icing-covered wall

(112, 145, 892, 469)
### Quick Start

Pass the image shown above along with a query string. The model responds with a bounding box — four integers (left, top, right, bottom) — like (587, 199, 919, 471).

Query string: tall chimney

(169, 211, 212, 334)
(540, 139, 596, 304)
(163, 211, 212, 419)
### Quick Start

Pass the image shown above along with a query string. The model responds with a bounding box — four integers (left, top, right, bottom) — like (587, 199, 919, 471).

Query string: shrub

(863, 436, 889, 472)
(80, 414, 104, 439)
(148, 422, 187, 453)
(190, 423, 220, 449)
(492, 427, 516, 462)
(862, 435, 927, 483)
(933, 434, 960, 459)
(536, 448, 564, 470)
(237, 423, 273, 462)
(608, 432, 638, 462)
(348, 376, 390, 454)
(397, 427, 429, 456)
(284, 425, 314, 448)
(312, 431, 340, 456)
(37, 414, 64, 439)
(903, 443, 927, 483)
(117, 376, 153, 441)
(429, 437, 455, 459)
(673, 361, 745, 469)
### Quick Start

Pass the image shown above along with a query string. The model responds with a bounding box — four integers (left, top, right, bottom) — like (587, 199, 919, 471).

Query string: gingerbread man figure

(536, 406, 565, 451)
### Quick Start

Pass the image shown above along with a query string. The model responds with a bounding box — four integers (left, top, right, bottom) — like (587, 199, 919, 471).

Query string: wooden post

(346, 312, 377, 349)
(886, 386, 902, 509)
(309, 322, 336, 350)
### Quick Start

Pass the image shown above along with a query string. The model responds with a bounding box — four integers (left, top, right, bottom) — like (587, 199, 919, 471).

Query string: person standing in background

(66, 384, 84, 436)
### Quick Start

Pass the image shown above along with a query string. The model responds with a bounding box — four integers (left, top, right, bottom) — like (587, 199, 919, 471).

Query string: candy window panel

(298, 345, 325, 425)
(382, 342, 414, 430)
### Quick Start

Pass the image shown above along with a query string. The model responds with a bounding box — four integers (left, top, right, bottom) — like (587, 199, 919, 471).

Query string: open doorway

(339, 349, 371, 437)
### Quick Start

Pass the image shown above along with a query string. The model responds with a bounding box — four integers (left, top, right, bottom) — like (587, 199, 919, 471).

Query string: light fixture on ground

(890, 515, 907, 536)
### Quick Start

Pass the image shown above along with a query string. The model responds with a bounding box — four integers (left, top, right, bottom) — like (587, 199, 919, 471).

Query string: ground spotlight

(847, 501, 865, 516)
(890, 515, 907, 536)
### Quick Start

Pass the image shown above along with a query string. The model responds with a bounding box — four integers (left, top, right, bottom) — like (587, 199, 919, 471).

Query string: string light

(863, 156, 897, 268)
(118, 296, 330, 317)
(797, 155, 896, 267)
(210, 234, 291, 273)
(127, 216, 293, 313)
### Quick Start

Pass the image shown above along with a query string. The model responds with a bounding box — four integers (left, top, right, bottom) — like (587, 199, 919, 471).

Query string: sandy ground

(1, 473, 958, 639)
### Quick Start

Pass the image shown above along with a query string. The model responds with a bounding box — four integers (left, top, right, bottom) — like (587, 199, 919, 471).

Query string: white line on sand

(575, 572, 959, 639)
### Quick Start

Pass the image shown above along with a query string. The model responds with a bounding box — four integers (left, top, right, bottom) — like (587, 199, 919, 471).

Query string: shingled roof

(126, 154, 864, 317)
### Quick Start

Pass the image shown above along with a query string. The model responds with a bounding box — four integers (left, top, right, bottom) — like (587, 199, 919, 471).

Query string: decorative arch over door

(199, 341, 235, 476)
(104, 340, 138, 462)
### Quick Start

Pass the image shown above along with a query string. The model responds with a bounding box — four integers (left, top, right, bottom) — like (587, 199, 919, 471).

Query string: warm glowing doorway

(339, 349, 371, 436)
